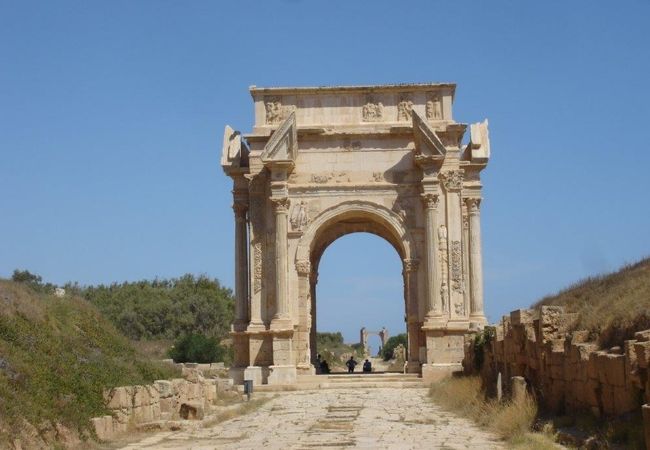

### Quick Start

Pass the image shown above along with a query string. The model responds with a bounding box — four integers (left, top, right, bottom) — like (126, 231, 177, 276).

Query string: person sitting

(346, 356, 358, 373)
(320, 359, 330, 374)
(362, 359, 372, 373)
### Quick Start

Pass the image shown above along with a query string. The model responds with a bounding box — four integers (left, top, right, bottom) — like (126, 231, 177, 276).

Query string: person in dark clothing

(362, 359, 372, 373)
(346, 356, 358, 373)
(320, 359, 330, 374)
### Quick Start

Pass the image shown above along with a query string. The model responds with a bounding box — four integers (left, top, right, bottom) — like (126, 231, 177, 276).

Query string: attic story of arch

(221, 83, 491, 385)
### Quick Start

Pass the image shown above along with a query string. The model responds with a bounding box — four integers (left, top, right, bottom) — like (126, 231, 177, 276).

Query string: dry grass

(201, 396, 273, 428)
(534, 257, 650, 348)
(429, 376, 558, 449)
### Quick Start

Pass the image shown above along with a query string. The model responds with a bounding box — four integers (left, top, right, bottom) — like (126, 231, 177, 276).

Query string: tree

(381, 333, 408, 361)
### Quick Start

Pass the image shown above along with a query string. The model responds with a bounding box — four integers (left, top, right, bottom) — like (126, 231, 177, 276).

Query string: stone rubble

(91, 366, 237, 442)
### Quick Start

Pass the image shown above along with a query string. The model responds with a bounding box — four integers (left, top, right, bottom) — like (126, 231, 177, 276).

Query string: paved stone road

(118, 387, 504, 449)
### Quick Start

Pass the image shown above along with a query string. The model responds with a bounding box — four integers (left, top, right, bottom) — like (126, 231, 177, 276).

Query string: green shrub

(69, 274, 234, 341)
(168, 333, 226, 363)
(381, 333, 408, 361)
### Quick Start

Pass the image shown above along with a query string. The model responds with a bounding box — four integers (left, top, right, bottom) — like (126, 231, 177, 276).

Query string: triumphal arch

(221, 83, 491, 385)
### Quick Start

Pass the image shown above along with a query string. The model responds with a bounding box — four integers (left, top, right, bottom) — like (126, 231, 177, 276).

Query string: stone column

(233, 202, 249, 330)
(309, 270, 318, 363)
(467, 198, 486, 326)
(271, 197, 291, 329)
(404, 258, 422, 371)
(442, 170, 466, 322)
(422, 194, 443, 325)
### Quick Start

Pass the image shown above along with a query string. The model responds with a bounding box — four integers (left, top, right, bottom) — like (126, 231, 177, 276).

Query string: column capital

(403, 259, 420, 273)
(465, 197, 481, 214)
(232, 202, 248, 221)
(295, 259, 311, 276)
(440, 169, 464, 191)
(271, 197, 290, 214)
(421, 193, 439, 210)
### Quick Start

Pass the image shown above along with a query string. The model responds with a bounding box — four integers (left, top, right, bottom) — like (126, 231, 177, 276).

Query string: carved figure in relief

(397, 98, 413, 121)
(253, 242, 262, 293)
(265, 99, 284, 124)
(454, 298, 465, 316)
(426, 96, 442, 120)
(290, 201, 310, 232)
(371, 172, 383, 182)
(438, 225, 449, 313)
(450, 240, 463, 292)
(362, 101, 383, 121)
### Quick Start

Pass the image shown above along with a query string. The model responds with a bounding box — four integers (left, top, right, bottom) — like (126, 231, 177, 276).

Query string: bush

(168, 333, 226, 364)
(70, 274, 234, 341)
(316, 332, 344, 348)
(381, 333, 408, 361)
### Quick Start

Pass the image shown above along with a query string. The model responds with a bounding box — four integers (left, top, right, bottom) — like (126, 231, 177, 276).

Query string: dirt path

(117, 387, 504, 449)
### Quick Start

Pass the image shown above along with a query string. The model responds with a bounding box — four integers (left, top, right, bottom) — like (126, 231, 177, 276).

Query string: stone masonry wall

(463, 306, 650, 418)
(90, 365, 235, 441)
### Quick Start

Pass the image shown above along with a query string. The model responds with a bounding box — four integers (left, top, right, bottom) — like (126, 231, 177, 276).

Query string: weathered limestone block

(642, 404, 650, 450)
(584, 379, 600, 409)
(600, 384, 616, 415)
(511, 309, 534, 326)
(603, 353, 626, 387)
(91, 416, 114, 441)
(511, 376, 527, 403)
(613, 386, 638, 415)
(634, 330, 650, 342)
(155, 380, 173, 398)
(635, 341, 650, 369)
(104, 386, 133, 410)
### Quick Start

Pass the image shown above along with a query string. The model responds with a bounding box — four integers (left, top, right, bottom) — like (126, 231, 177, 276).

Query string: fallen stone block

(179, 402, 204, 420)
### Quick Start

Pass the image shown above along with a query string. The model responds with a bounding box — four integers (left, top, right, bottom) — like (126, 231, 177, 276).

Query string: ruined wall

(90, 365, 235, 441)
(464, 306, 650, 417)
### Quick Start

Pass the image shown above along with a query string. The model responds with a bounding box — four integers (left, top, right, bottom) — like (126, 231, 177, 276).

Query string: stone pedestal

(267, 365, 297, 385)
(229, 367, 245, 385)
(243, 366, 264, 387)
(421, 363, 463, 383)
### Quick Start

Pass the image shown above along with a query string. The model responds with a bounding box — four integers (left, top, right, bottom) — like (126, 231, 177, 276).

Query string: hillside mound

(0, 279, 178, 448)
(533, 257, 650, 348)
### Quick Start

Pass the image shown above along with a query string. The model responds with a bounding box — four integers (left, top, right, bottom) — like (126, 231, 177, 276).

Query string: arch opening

(310, 231, 406, 373)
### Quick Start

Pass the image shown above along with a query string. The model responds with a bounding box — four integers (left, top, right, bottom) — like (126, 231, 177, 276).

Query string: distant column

(467, 198, 486, 324)
(422, 193, 442, 322)
(233, 202, 249, 329)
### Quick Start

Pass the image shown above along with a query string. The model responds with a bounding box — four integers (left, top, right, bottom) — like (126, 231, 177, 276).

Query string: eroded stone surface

(117, 387, 503, 449)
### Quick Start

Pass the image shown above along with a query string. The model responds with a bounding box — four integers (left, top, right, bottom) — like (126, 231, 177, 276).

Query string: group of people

(315, 354, 372, 374)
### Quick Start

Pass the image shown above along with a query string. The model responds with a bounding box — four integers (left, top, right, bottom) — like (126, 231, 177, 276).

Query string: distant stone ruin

(360, 327, 389, 356)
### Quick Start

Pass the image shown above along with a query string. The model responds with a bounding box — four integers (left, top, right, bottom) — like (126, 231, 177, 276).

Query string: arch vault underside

(221, 83, 491, 385)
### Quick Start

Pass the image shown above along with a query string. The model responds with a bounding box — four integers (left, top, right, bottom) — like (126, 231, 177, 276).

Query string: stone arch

(295, 200, 416, 269)
(294, 200, 417, 369)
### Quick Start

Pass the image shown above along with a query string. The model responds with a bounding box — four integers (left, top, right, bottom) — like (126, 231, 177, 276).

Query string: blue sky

(1, 1, 649, 343)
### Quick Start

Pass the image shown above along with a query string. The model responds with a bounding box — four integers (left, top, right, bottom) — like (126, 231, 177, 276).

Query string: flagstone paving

(117, 387, 504, 449)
